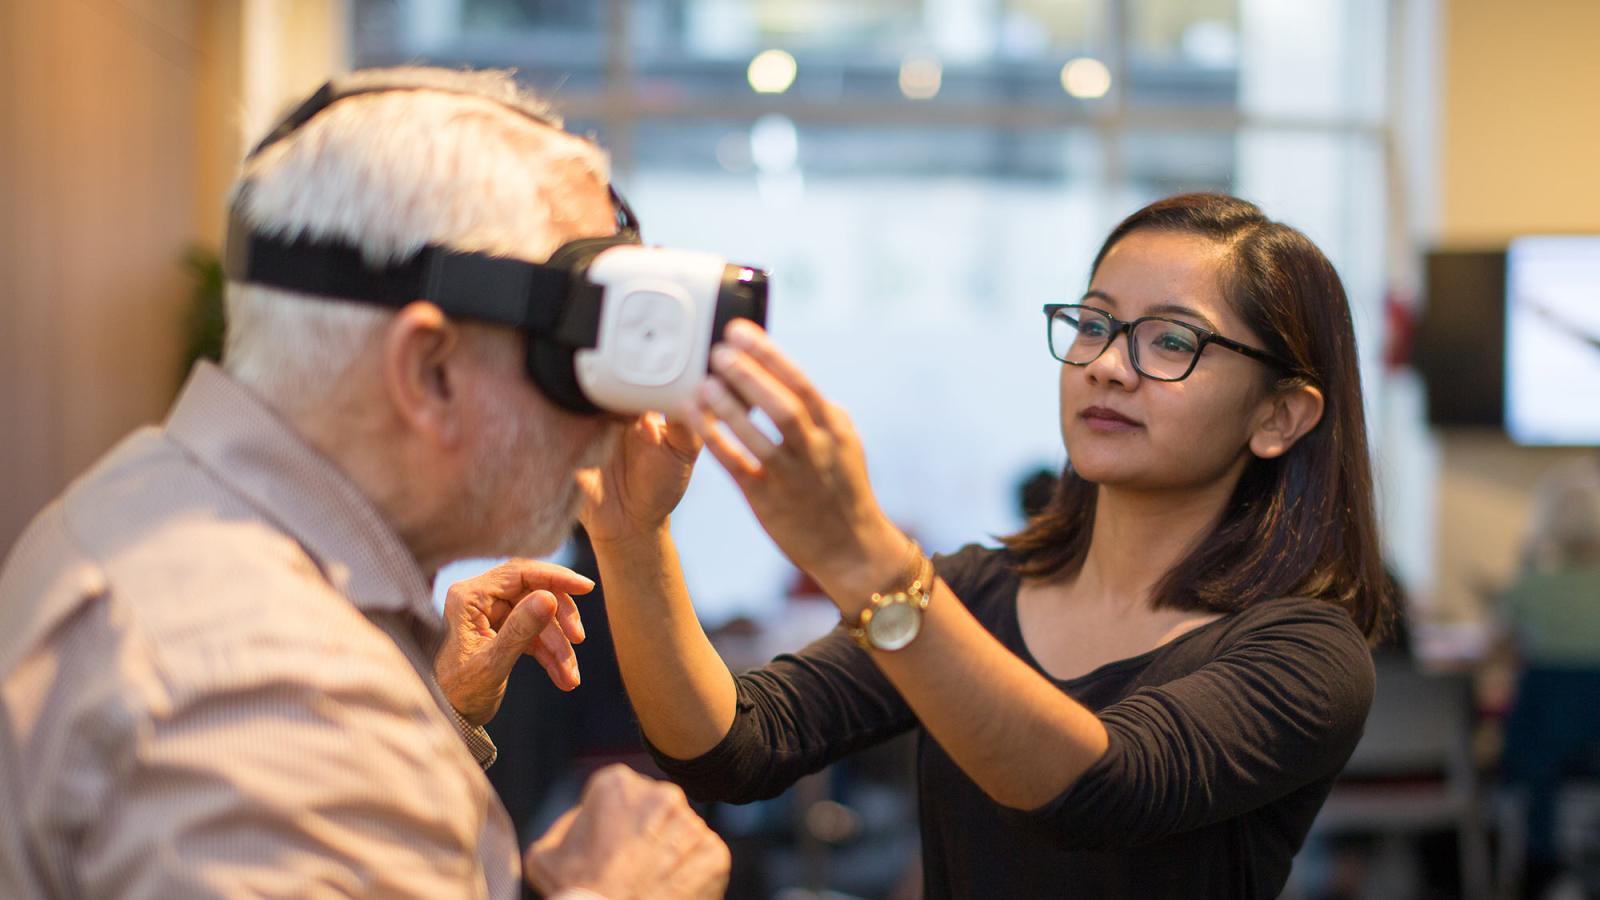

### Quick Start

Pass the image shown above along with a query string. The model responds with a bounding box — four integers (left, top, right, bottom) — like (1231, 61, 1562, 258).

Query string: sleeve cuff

(450, 706, 498, 770)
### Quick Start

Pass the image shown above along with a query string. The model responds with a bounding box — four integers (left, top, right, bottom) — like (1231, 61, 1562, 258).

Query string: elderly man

(0, 68, 726, 898)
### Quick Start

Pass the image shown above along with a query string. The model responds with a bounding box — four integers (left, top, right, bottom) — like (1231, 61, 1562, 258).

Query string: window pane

(1121, 129, 1235, 198)
(1235, 128, 1387, 423)
(1238, 0, 1387, 120)
(632, 118, 1100, 179)
(1123, 0, 1239, 108)
(661, 0, 922, 59)
(998, 0, 1105, 58)
(346, 0, 1395, 626)
(1127, 0, 1238, 67)
(460, 0, 601, 30)
(622, 123, 1106, 622)
(353, 0, 606, 69)
(638, 0, 1105, 62)
(625, 0, 1114, 110)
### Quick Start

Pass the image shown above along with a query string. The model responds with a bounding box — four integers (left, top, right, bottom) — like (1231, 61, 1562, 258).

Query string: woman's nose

(1084, 328, 1139, 388)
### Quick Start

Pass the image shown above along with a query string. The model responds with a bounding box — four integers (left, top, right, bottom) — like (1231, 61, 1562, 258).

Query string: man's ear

(381, 301, 464, 447)
(1248, 382, 1325, 460)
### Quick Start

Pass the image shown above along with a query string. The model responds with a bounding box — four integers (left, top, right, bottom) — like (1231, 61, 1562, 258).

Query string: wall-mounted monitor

(1415, 249, 1506, 427)
(1504, 236, 1600, 446)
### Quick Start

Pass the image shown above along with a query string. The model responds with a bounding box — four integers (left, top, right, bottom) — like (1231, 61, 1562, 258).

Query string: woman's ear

(381, 301, 463, 447)
(1248, 382, 1325, 459)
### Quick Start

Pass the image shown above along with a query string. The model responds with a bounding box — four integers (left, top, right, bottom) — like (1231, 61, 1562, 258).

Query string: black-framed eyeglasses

(1043, 303, 1299, 382)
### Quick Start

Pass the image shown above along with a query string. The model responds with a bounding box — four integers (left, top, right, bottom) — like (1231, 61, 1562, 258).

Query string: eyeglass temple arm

(1207, 333, 1301, 375)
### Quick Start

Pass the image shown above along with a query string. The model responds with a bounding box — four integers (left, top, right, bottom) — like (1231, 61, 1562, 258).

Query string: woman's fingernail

(711, 345, 737, 369)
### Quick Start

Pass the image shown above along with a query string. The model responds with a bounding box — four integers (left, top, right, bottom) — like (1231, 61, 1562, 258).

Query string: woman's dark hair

(1002, 192, 1394, 641)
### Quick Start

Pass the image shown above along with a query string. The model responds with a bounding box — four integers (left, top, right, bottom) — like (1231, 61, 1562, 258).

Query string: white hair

(222, 67, 611, 408)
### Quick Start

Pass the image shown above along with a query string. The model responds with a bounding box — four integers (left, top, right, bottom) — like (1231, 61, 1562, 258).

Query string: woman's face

(1059, 229, 1277, 493)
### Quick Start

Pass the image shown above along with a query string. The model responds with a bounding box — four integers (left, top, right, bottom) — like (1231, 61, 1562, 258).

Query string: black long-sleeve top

(650, 545, 1376, 898)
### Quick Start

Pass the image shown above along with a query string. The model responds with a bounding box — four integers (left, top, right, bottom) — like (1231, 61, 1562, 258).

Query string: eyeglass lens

(1049, 307, 1203, 380)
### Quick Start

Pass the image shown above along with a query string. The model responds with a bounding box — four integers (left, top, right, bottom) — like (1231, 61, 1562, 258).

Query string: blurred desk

(1412, 619, 1496, 672)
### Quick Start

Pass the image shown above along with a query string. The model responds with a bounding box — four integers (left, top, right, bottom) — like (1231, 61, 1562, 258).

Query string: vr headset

(224, 77, 769, 416)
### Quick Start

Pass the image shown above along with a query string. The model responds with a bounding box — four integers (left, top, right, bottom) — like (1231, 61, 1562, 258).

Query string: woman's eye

(1154, 331, 1197, 353)
(1079, 320, 1110, 337)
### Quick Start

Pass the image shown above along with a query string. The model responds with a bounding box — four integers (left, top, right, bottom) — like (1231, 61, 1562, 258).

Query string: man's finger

(553, 591, 585, 644)
(528, 640, 572, 688)
(536, 619, 580, 690)
(513, 560, 596, 597)
(524, 804, 580, 894)
(449, 560, 593, 619)
(529, 801, 579, 853)
(583, 763, 645, 804)
(526, 626, 580, 691)
(475, 559, 595, 599)
(491, 590, 558, 671)
(532, 648, 580, 692)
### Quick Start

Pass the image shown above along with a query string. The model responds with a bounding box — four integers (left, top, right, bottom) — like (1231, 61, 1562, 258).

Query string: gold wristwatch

(846, 552, 935, 652)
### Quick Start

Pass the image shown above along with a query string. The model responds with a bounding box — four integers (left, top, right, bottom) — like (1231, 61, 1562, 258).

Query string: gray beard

(463, 411, 621, 559)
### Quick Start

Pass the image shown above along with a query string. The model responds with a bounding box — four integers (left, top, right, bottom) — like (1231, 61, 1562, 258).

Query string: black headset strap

(226, 77, 644, 349)
(224, 211, 616, 347)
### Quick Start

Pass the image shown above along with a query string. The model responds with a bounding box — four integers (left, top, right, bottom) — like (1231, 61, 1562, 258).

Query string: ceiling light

(1060, 57, 1112, 99)
(748, 49, 798, 94)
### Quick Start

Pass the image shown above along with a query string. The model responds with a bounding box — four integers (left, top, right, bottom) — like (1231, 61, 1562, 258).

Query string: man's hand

(578, 411, 701, 546)
(525, 765, 730, 900)
(434, 559, 595, 726)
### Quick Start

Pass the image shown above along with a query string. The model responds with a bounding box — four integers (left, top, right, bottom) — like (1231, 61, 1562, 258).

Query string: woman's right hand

(578, 416, 740, 764)
(578, 412, 702, 546)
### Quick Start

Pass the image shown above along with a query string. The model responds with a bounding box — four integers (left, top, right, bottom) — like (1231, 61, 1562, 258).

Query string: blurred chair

(1305, 652, 1491, 900)
(1492, 456, 1600, 898)
(1494, 667, 1600, 899)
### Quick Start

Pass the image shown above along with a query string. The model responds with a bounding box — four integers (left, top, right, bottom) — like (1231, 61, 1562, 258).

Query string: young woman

(578, 193, 1393, 898)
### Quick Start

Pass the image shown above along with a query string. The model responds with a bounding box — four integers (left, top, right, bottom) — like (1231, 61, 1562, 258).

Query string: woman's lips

(1081, 406, 1142, 432)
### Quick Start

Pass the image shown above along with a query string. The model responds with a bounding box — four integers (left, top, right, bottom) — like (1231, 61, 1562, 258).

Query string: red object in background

(1384, 289, 1418, 370)
(786, 566, 828, 599)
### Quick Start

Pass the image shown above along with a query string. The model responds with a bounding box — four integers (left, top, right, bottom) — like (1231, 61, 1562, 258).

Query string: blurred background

(3, 1, 1599, 897)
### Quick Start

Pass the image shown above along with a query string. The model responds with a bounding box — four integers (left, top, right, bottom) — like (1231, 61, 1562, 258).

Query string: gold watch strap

(880, 538, 925, 597)
(846, 548, 935, 649)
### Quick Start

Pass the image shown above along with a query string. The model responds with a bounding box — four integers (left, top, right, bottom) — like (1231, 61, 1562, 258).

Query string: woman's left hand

(689, 319, 913, 609)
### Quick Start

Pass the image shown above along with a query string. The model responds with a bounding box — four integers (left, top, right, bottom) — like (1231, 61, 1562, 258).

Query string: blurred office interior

(3, 1, 1600, 897)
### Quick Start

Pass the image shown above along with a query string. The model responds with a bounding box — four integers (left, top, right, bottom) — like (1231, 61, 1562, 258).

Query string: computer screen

(1415, 250, 1506, 427)
(1504, 236, 1600, 446)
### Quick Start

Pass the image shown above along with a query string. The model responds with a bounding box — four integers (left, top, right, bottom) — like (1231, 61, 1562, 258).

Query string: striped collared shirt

(0, 362, 520, 898)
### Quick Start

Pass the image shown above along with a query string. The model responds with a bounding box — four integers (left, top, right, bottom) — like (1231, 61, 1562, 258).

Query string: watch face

(867, 597, 922, 651)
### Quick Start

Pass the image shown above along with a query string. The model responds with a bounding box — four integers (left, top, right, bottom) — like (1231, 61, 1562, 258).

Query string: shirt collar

(165, 362, 437, 626)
